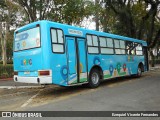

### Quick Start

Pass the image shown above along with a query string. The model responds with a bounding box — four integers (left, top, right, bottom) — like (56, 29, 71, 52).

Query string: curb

(149, 66, 160, 69)
(149, 67, 160, 71)
(0, 78, 13, 81)
(0, 86, 44, 89)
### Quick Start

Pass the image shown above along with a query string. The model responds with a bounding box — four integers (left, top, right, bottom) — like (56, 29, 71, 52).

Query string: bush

(0, 64, 13, 79)
(0, 60, 13, 64)
(149, 59, 160, 64)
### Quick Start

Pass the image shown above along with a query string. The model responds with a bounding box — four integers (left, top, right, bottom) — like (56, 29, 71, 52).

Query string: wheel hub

(91, 73, 99, 84)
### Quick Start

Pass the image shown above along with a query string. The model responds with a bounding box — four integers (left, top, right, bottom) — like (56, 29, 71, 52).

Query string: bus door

(66, 37, 87, 85)
(143, 46, 149, 71)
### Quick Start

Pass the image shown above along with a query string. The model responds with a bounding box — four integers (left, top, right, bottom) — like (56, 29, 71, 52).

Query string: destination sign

(68, 29, 83, 36)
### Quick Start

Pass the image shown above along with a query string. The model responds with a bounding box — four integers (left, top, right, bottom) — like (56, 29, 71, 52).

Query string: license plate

(24, 71, 30, 75)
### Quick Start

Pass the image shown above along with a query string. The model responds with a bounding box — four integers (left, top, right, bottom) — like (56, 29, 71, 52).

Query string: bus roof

(15, 20, 147, 46)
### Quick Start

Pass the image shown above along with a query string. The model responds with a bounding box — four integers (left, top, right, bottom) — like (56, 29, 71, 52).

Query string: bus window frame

(86, 34, 99, 55)
(135, 42, 144, 56)
(99, 36, 115, 55)
(113, 39, 126, 55)
(50, 27, 65, 54)
(126, 41, 136, 56)
(14, 25, 41, 52)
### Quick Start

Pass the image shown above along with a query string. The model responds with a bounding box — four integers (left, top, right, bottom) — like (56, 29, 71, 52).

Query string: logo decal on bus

(22, 41, 26, 48)
(23, 59, 27, 65)
(15, 33, 29, 41)
(127, 56, 134, 61)
(21, 59, 32, 66)
(17, 43, 20, 49)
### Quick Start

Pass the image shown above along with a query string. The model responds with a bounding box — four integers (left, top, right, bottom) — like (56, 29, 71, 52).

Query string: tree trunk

(0, 22, 7, 66)
(0, 22, 9, 66)
(149, 49, 155, 67)
(1, 22, 8, 66)
(3, 22, 9, 66)
(95, 0, 99, 31)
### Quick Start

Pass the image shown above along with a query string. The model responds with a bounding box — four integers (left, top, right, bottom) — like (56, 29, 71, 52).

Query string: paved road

(0, 80, 40, 86)
(26, 70, 160, 111)
(0, 69, 160, 120)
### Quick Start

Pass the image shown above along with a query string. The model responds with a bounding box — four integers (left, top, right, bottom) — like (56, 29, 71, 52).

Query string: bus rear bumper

(14, 75, 52, 84)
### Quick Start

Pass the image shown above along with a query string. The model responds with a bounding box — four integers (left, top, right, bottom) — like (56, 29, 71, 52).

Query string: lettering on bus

(68, 29, 83, 36)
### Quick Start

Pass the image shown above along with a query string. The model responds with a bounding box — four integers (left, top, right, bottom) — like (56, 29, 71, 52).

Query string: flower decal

(60, 65, 68, 80)
(116, 62, 121, 73)
(109, 65, 114, 75)
(123, 64, 126, 71)
(93, 56, 101, 65)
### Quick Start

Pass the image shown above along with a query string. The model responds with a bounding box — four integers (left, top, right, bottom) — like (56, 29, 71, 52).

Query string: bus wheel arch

(137, 62, 144, 77)
(88, 65, 103, 88)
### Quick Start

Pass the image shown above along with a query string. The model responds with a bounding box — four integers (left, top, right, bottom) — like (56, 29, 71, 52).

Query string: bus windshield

(14, 26, 40, 51)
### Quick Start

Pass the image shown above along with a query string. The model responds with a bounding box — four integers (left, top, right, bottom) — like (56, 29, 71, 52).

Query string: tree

(0, 0, 19, 66)
(0, 0, 9, 66)
(13, 0, 94, 26)
(13, 0, 56, 22)
(102, 0, 137, 37)
(95, 0, 100, 31)
(101, 0, 160, 48)
(140, 0, 160, 48)
(62, 0, 94, 25)
(138, 0, 160, 67)
(96, 0, 159, 66)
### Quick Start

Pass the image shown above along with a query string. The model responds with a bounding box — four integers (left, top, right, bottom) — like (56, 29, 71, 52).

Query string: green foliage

(0, 60, 13, 64)
(0, 64, 13, 79)
(98, 0, 160, 48)
(0, 0, 159, 69)
(46, 0, 94, 25)
(0, 0, 19, 66)
(62, 0, 93, 25)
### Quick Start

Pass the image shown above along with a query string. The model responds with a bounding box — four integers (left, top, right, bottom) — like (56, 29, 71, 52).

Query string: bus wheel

(88, 69, 100, 88)
(137, 66, 142, 77)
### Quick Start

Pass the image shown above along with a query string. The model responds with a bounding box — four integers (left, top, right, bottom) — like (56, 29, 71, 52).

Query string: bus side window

(51, 29, 64, 53)
(114, 39, 125, 55)
(135, 43, 143, 55)
(126, 41, 135, 55)
(87, 34, 99, 54)
(99, 37, 114, 54)
(120, 40, 126, 54)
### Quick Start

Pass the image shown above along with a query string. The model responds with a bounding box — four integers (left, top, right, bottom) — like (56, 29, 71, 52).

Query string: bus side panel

(87, 54, 137, 80)
(126, 55, 138, 75)
(87, 54, 101, 74)
(133, 55, 145, 73)
(50, 53, 68, 86)
(101, 55, 131, 79)
(48, 25, 68, 86)
(66, 37, 78, 85)
(77, 38, 88, 83)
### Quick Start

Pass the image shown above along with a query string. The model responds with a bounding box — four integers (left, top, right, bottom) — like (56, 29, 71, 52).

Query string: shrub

(0, 64, 13, 79)
(0, 60, 13, 64)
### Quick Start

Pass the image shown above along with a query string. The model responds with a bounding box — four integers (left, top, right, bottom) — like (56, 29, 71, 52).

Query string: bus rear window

(14, 27, 40, 51)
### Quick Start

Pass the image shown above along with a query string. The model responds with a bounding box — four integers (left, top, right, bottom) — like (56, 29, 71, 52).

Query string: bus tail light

(38, 70, 50, 76)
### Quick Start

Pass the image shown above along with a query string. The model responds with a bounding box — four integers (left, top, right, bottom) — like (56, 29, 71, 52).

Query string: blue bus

(13, 20, 148, 88)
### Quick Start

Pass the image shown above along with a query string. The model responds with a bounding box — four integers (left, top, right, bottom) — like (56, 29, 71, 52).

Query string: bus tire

(88, 69, 100, 88)
(137, 66, 142, 77)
